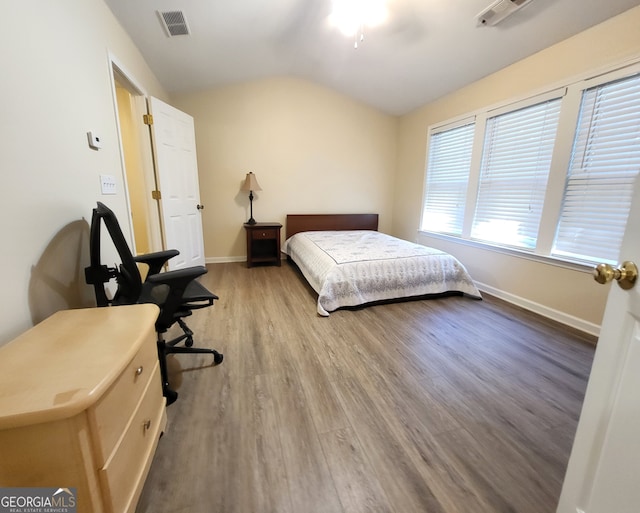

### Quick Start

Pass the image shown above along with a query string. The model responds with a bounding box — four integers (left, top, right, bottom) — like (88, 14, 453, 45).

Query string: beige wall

(0, 0, 167, 345)
(393, 6, 640, 334)
(3, 2, 638, 346)
(172, 77, 398, 260)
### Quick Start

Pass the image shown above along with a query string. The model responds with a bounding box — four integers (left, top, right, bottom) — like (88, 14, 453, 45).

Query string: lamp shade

(241, 172, 262, 192)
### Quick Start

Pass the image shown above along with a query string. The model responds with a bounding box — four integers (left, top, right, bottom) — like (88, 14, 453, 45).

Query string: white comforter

(282, 230, 481, 316)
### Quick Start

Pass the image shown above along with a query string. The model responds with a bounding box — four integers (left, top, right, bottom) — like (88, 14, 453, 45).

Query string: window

(420, 64, 640, 266)
(421, 121, 474, 235)
(472, 99, 561, 249)
(553, 73, 640, 263)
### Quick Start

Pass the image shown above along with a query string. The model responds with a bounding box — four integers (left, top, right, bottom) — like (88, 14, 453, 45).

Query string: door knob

(593, 261, 638, 290)
(197, 204, 204, 210)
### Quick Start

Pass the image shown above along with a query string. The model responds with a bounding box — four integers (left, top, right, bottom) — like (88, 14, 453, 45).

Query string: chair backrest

(85, 202, 143, 307)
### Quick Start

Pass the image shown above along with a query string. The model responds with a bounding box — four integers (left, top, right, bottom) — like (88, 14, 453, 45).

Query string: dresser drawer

(100, 362, 165, 513)
(251, 228, 277, 240)
(88, 335, 158, 465)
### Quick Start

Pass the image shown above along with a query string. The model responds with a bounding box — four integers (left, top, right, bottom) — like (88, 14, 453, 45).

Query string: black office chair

(84, 202, 223, 405)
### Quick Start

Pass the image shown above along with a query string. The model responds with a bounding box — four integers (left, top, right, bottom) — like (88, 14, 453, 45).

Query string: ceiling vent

(158, 10, 190, 37)
(476, 0, 533, 26)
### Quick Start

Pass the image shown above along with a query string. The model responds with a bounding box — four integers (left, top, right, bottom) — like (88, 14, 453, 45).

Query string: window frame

(420, 116, 476, 236)
(550, 69, 640, 264)
(419, 60, 640, 269)
(470, 92, 564, 250)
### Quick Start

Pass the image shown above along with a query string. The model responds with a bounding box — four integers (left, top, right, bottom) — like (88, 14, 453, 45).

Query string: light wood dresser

(0, 304, 166, 513)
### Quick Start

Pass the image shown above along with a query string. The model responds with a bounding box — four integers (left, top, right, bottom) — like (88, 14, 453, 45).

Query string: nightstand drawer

(88, 331, 158, 465)
(251, 228, 278, 240)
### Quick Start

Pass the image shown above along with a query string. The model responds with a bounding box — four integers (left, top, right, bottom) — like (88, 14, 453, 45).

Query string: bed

(282, 214, 481, 316)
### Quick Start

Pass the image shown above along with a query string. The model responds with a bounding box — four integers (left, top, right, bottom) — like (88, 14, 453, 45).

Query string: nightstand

(244, 222, 282, 267)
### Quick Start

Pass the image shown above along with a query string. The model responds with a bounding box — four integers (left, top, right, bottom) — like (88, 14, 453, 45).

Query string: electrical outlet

(100, 174, 117, 195)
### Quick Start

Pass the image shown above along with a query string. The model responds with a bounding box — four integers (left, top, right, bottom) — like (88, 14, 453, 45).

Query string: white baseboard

(206, 255, 287, 264)
(476, 281, 600, 338)
(205, 256, 246, 264)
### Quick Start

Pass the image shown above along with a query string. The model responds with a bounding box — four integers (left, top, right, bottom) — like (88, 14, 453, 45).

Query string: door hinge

(143, 114, 154, 125)
(151, 190, 161, 200)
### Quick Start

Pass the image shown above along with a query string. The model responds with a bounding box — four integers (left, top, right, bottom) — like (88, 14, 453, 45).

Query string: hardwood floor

(136, 262, 595, 513)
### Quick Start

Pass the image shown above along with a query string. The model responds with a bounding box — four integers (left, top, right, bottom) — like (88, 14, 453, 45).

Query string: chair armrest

(145, 265, 208, 288)
(134, 249, 180, 276)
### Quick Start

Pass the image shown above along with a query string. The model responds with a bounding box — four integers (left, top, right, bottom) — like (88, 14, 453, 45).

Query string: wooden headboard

(286, 214, 379, 239)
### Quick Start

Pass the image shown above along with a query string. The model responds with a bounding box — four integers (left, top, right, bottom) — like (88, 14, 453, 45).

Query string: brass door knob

(593, 261, 638, 290)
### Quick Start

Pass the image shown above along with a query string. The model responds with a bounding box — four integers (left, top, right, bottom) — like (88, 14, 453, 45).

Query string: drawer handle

(143, 419, 151, 432)
(135, 366, 144, 377)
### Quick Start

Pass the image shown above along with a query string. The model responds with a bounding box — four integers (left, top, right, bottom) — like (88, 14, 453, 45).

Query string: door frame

(107, 54, 163, 254)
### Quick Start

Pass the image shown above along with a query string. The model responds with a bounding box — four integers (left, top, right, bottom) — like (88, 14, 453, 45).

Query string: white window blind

(471, 98, 562, 249)
(553, 73, 640, 264)
(421, 122, 475, 235)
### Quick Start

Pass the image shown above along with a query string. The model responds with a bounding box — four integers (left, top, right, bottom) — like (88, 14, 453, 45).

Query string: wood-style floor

(136, 261, 595, 513)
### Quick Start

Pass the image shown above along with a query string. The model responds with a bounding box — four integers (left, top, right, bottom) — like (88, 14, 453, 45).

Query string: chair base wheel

(214, 351, 224, 365)
(164, 387, 178, 406)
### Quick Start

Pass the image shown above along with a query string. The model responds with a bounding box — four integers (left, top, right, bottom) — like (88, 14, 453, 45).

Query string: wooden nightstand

(244, 222, 282, 267)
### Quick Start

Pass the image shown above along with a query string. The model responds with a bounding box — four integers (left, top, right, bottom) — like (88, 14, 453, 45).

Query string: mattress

(282, 230, 481, 316)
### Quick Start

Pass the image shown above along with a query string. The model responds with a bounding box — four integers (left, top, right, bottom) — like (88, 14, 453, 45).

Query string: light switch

(100, 174, 117, 195)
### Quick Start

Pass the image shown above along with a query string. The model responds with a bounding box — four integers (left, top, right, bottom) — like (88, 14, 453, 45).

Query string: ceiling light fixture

(328, 0, 388, 49)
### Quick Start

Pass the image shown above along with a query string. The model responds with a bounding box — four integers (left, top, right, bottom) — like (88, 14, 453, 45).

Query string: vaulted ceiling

(105, 0, 640, 115)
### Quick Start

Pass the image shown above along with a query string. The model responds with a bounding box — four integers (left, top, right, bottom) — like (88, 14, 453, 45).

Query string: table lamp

(241, 172, 262, 225)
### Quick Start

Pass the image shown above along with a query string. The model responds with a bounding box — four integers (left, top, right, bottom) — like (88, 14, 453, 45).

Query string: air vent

(476, 0, 533, 26)
(158, 10, 190, 37)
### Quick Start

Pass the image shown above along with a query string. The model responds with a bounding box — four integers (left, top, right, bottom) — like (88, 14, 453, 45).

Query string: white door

(557, 179, 640, 513)
(148, 96, 205, 270)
